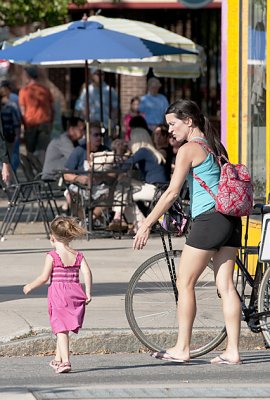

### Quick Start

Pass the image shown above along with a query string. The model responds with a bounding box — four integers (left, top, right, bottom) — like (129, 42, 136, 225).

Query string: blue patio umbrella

(0, 20, 195, 64)
(0, 20, 195, 160)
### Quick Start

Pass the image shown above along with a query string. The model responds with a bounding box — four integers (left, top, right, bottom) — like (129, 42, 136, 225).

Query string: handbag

(158, 200, 188, 236)
(153, 184, 189, 236)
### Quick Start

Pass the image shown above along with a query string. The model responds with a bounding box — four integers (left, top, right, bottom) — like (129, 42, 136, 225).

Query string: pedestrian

(0, 80, 22, 171)
(23, 216, 92, 373)
(133, 99, 242, 365)
(19, 66, 54, 164)
(75, 69, 118, 130)
(0, 83, 21, 166)
(139, 77, 169, 132)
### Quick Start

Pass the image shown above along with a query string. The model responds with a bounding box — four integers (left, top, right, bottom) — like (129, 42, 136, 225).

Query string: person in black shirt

(0, 118, 10, 183)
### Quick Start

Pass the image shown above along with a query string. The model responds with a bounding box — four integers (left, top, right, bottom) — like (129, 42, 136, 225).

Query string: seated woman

(108, 129, 168, 232)
(129, 115, 151, 138)
(152, 123, 174, 180)
(168, 132, 181, 174)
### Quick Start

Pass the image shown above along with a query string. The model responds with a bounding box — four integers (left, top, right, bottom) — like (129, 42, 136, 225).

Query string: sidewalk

(0, 220, 264, 356)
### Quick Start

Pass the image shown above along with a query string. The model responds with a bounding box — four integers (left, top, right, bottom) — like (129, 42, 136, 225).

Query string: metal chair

(0, 154, 61, 239)
(19, 153, 62, 217)
(0, 173, 52, 239)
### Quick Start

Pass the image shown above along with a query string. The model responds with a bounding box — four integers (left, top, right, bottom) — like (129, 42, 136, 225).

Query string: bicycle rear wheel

(125, 250, 227, 358)
(258, 265, 270, 346)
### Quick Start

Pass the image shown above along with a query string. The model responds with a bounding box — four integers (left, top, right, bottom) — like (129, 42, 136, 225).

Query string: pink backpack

(192, 141, 254, 217)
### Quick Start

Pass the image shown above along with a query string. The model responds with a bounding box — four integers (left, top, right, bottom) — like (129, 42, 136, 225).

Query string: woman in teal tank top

(133, 99, 242, 365)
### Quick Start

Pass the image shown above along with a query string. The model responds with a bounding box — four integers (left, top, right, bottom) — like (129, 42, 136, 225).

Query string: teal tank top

(187, 138, 220, 219)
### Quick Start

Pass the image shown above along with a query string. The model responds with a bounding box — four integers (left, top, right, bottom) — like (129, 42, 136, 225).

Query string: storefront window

(247, 0, 267, 198)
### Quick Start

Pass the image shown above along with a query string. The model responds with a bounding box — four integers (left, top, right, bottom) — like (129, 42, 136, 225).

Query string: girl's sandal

(49, 360, 61, 370)
(56, 361, 71, 374)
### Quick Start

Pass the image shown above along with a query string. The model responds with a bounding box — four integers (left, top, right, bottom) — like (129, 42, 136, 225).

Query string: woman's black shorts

(186, 209, 242, 250)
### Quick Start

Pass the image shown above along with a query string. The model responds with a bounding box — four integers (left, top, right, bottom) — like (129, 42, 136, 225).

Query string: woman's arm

(133, 143, 193, 250)
(23, 255, 53, 294)
(80, 258, 92, 304)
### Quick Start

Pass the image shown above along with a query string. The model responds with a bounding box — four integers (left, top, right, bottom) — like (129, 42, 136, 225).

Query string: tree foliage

(0, 0, 86, 27)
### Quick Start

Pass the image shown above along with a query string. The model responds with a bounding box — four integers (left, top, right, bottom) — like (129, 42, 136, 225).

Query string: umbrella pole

(108, 73, 112, 139)
(85, 60, 93, 235)
(98, 69, 105, 143)
(85, 61, 91, 161)
(117, 74, 121, 138)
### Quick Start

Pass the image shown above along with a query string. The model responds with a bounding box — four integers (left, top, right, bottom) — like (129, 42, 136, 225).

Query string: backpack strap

(192, 172, 217, 200)
(190, 140, 219, 200)
(190, 139, 216, 159)
(190, 139, 229, 167)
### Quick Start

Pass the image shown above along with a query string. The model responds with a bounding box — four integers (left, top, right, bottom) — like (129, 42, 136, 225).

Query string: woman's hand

(2, 163, 10, 184)
(23, 284, 31, 295)
(133, 224, 151, 250)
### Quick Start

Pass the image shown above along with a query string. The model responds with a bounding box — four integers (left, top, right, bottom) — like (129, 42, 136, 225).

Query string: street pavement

(1, 218, 270, 398)
(1, 351, 270, 399)
(0, 220, 265, 356)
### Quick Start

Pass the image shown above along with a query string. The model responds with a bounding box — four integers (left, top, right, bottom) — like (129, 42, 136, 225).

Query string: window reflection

(247, 0, 267, 198)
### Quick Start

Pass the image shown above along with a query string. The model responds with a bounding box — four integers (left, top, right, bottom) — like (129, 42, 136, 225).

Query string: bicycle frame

(159, 229, 178, 302)
(236, 214, 270, 333)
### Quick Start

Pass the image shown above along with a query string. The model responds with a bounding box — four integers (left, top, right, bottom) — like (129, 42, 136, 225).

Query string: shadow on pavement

(71, 359, 208, 374)
(0, 282, 130, 303)
(0, 247, 129, 255)
(241, 352, 270, 364)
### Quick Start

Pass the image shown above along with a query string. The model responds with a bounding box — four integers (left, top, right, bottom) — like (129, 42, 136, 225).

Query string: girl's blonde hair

(50, 216, 86, 243)
(130, 129, 165, 164)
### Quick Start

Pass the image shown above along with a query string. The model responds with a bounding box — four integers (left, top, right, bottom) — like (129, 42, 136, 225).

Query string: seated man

(64, 121, 109, 182)
(42, 116, 85, 181)
(63, 121, 110, 222)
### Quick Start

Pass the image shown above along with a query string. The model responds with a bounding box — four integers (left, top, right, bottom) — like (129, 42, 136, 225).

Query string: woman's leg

(56, 331, 70, 363)
(164, 244, 214, 361)
(211, 246, 241, 363)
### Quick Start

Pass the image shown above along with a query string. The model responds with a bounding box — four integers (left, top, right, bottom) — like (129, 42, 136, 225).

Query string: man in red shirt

(19, 67, 54, 164)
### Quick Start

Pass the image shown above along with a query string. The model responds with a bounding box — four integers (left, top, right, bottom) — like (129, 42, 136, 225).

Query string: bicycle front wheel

(125, 250, 227, 358)
(258, 264, 270, 346)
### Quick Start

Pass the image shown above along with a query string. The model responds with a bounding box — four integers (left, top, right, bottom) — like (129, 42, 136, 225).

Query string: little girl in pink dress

(23, 216, 92, 374)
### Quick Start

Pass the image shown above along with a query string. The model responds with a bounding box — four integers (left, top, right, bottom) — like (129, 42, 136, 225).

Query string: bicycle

(125, 203, 270, 358)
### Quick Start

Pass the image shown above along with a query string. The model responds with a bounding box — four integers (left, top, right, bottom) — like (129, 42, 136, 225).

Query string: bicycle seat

(254, 203, 270, 215)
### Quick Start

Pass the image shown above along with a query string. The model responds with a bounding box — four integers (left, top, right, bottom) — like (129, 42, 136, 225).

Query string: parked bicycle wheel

(258, 265, 270, 346)
(125, 250, 227, 358)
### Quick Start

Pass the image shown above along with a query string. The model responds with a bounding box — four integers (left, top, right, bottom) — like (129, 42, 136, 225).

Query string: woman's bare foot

(210, 352, 241, 365)
(161, 346, 190, 362)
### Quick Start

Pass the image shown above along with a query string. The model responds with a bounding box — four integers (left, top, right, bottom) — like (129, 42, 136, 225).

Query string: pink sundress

(47, 250, 87, 335)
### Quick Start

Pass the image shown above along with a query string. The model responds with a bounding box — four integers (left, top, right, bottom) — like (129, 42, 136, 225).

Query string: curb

(0, 329, 266, 357)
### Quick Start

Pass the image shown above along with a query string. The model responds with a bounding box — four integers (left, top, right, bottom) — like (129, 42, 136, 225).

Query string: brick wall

(120, 75, 147, 117)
